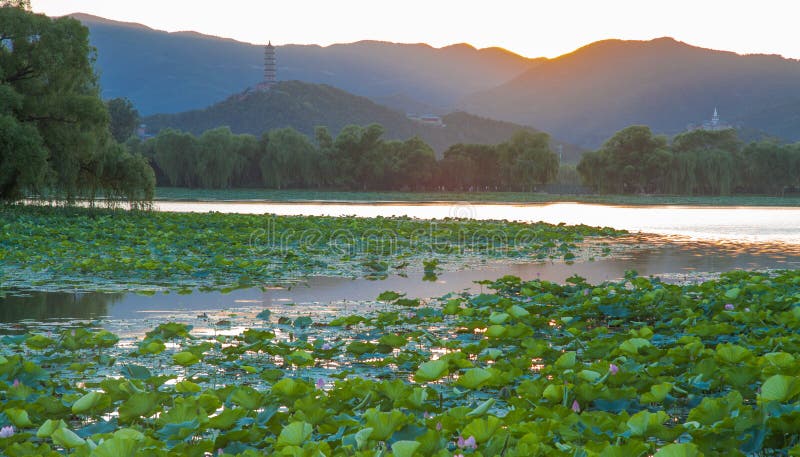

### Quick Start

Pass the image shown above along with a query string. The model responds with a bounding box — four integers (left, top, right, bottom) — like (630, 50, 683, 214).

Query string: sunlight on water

(154, 201, 800, 244)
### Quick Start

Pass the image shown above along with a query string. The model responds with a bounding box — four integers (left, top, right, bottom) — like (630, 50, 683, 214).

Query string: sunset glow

(30, 0, 800, 59)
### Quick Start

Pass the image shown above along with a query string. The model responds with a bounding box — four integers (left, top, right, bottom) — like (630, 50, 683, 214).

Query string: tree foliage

(0, 7, 153, 204)
(579, 126, 800, 196)
(133, 124, 561, 191)
(106, 97, 139, 143)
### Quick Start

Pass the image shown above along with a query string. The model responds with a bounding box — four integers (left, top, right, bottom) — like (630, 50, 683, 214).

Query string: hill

(142, 81, 584, 161)
(461, 37, 800, 147)
(68, 13, 536, 115)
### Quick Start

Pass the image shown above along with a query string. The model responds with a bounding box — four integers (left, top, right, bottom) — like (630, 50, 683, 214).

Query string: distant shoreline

(154, 187, 800, 207)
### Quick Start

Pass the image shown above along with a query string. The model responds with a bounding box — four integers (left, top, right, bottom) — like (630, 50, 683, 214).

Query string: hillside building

(407, 113, 445, 127)
(687, 108, 733, 131)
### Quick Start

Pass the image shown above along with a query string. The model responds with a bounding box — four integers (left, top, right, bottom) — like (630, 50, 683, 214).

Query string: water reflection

(0, 291, 123, 322)
(1, 235, 798, 324)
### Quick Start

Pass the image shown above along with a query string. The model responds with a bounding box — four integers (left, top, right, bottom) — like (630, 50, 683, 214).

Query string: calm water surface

(2, 236, 798, 324)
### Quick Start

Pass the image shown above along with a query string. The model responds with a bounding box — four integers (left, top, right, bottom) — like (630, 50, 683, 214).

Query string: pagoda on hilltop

(687, 107, 733, 132)
(257, 41, 277, 91)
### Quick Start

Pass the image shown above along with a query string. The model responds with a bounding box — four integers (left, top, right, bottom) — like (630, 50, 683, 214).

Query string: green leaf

(554, 351, 577, 369)
(72, 391, 103, 414)
(619, 338, 652, 355)
(759, 374, 800, 403)
(640, 382, 673, 403)
(461, 416, 502, 443)
(414, 359, 448, 383)
(175, 380, 202, 393)
(578, 370, 602, 382)
(627, 410, 668, 436)
(37, 419, 68, 438)
(543, 384, 563, 403)
(391, 440, 420, 457)
(354, 428, 373, 450)
(457, 368, 493, 389)
(599, 440, 649, 457)
(172, 351, 199, 366)
(377, 291, 404, 301)
(230, 386, 264, 410)
(90, 437, 141, 457)
(507, 304, 530, 318)
(118, 392, 161, 423)
(276, 421, 312, 447)
(287, 350, 314, 366)
(364, 408, 409, 441)
(120, 364, 152, 380)
(485, 325, 507, 338)
(653, 443, 700, 457)
(378, 333, 407, 348)
(489, 312, 509, 324)
(715, 343, 751, 364)
(466, 398, 495, 417)
(724, 288, 740, 300)
(272, 378, 311, 399)
(5, 407, 33, 427)
(51, 427, 87, 449)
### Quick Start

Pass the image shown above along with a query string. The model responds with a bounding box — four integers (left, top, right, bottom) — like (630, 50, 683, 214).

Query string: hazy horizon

(30, 0, 800, 60)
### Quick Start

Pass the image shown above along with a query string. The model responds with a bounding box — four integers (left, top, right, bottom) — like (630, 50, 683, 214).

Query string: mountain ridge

(68, 13, 537, 115)
(461, 36, 800, 147)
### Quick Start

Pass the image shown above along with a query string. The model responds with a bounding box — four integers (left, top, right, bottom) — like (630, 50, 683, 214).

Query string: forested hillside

(143, 81, 584, 160)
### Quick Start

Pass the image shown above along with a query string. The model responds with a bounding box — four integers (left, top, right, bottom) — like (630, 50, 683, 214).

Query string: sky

(30, 0, 800, 59)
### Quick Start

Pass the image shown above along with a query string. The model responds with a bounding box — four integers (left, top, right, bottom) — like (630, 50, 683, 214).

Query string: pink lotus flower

(609, 363, 619, 375)
(463, 436, 477, 450)
(724, 304, 734, 310)
(12, 379, 19, 388)
(457, 435, 477, 450)
(315, 378, 325, 389)
(435, 422, 442, 431)
(572, 400, 581, 413)
(0, 425, 14, 438)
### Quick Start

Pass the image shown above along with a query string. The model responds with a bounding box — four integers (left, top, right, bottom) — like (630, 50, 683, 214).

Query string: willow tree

(578, 126, 669, 194)
(0, 5, 154, 202)
(261, 127, 319, 189)
(498, 130, 559, 191)
(154, 129, 199, 187)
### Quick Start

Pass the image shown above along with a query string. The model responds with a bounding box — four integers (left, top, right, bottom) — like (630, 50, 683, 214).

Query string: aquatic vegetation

(0, 205, 621, 292)
(1, 270, 799, 455)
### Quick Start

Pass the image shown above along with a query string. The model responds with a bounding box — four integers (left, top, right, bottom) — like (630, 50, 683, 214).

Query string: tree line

(128, 125, 560, 191)
(0, 4, 154, 205)
(578, 126, 800, 195)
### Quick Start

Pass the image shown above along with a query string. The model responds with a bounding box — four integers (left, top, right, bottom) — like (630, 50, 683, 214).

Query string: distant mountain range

(143, 81, 585, 161)
(71, 13, 800, 149)
(70, 13, 536, 116)
(462, 37, 800, 147)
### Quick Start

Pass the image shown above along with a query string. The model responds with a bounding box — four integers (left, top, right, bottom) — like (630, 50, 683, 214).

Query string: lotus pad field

(0, 205, 621, 292)
(0, 271, 799, 456)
